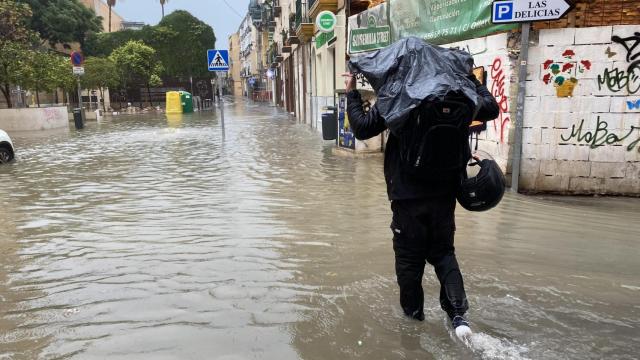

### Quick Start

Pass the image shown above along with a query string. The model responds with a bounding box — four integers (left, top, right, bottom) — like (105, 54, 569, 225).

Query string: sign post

(208, 49, 230, 137)
(71, 51, 85, 126)
(491, 0, 572, 192)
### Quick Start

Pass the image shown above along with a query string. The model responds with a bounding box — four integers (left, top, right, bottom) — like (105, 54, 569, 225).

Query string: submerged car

(0, 130, 15, 164)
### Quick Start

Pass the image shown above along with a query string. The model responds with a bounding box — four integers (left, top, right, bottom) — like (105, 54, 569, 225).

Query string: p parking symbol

(495, 2, 513, 21)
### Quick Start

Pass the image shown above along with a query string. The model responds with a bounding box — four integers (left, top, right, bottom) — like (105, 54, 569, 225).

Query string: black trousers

(390, 196, 468, 320)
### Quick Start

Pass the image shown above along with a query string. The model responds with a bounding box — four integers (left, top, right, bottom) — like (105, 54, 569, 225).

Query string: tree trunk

(161, 4, 165, 18)
(1, 83, 12, 108)
(109, 6, 112, 32)
(100, 87, 106, 112)
(36, 85, 41, 107)
(147, 84, 153, 107)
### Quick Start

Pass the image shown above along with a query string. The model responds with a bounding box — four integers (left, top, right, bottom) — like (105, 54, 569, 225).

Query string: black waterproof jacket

(346, 77, 500, 200)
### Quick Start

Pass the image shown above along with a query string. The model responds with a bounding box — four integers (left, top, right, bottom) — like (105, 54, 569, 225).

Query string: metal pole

(77, 75, 85, 123)
(217, 73, 225, 137)
(511, 22, 531, 193)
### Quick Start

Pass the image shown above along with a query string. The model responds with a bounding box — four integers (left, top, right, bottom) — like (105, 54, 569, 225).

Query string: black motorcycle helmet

(457, 153, 506, 212)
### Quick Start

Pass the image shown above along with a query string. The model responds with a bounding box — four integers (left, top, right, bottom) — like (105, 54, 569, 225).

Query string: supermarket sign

(348, 3, 390, 54)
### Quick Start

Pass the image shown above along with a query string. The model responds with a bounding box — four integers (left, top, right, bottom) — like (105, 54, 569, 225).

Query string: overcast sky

(112, 0, 250, 49)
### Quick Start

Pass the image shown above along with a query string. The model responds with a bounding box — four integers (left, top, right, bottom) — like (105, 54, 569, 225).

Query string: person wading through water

(343, 68, 499, 338)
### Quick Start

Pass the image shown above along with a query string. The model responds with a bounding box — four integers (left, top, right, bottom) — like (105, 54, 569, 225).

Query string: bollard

(95, 108, 103, 123)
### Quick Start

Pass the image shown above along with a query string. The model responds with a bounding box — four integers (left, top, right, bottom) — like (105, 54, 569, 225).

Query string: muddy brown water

(1, 100, 639, 359)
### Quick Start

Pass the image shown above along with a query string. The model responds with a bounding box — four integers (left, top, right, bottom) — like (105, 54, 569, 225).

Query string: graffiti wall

(521, 25, 640, 194)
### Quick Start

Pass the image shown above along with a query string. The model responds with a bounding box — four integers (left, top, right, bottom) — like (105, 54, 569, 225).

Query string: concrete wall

(521, 25, 640, 194)
(0, 107, 69, 132)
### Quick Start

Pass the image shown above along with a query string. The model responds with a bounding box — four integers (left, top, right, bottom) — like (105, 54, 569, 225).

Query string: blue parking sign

(493, 2, 514, 22)
(207, 49, 229, 72)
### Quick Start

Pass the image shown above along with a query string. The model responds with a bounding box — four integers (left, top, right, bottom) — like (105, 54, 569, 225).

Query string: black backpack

(397, 93, 476, 180)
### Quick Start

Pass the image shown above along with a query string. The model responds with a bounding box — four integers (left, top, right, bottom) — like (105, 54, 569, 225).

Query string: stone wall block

(539, 28, 576, 46)
(574, 26, 613, 45)
(589, 145, 626, 162)
(558, 160, 592, 177)
(540, 160, 559, 176)
(554, 144, 590, 161)
(604, 178, 640, 194)
(535, 174, 570, 192)
(590, 162, 626, 178)
(569, 177, 605, 193)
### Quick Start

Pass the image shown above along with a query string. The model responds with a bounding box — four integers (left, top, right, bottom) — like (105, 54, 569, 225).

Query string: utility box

(166, 91, 182, 114)
(180, 91, 193, 113)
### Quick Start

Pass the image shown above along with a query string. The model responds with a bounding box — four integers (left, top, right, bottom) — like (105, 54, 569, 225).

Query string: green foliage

(19, 0, 103, 48)
(109, 40, 163, 89)
(85, 10, 216, 79)
(156, 10, 216, 79)
(81, 57, 119, 90)
(85, 26, 166, 58)
(0, 0, 38, 45)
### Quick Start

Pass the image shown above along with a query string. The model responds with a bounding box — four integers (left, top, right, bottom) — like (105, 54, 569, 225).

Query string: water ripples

(1, 101, 639, 359)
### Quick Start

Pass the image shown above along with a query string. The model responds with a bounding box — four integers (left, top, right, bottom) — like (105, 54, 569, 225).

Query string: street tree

(155, 10, 216, 79)
(20, 0, 103, 48)
(159, 0, 168, 18)
(107, 0, 116, 33)
(82, 57, 119, 111)
(49, 54, 75, 105)
(109, 40, 163, 107)
(0, 0, 38, 108)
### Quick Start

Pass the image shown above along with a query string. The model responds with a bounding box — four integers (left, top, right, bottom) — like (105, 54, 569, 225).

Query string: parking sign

(494, 2, 513, 22)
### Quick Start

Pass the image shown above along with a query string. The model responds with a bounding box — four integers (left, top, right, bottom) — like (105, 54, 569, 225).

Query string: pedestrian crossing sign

(208, 49, 229, 71)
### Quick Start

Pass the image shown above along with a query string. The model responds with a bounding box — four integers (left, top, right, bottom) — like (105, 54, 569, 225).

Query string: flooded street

(1, 99, 639, 359)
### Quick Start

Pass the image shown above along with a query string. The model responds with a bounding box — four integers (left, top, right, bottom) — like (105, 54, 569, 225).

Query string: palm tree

(107, 0, 116, 32)
(159, 0, 168, 18)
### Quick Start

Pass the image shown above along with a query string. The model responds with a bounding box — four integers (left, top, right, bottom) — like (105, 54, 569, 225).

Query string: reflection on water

(1, 100, 639, 359)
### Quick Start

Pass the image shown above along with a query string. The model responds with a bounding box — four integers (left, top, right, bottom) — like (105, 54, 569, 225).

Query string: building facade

(228, 33, 244, 97)
(80, 0, 124, 32)
(236, 0, 640, 195)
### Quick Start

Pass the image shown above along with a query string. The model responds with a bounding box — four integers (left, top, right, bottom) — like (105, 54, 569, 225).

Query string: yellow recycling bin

(166, 91, 183, 114)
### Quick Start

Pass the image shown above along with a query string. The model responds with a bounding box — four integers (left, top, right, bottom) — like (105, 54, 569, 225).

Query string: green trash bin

(180, 91, 194, 113)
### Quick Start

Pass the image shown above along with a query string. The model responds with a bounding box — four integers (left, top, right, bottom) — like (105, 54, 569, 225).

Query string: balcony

(309, 0, 338, 20)
(282, 45, 292, 53)
(350, 0, 370, 14)
(295, 0, 314, 42)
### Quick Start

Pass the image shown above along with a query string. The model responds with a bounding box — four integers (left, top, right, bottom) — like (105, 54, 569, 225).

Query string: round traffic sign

(316, 11, 337, 33)
(70, 51, 84, 66)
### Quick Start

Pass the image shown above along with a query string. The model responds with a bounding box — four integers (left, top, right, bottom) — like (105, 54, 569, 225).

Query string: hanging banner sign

(389, 0, 517, 45)
(348, 3, 391, 54)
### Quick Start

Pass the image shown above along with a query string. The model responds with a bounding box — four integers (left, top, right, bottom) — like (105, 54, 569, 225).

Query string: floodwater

(1, 99, 639, 360)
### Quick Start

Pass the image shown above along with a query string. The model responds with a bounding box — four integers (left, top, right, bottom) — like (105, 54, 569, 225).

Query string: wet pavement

(1, 99, 639, 359)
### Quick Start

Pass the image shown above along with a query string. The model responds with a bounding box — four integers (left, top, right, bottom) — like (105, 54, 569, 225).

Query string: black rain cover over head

(349, 37, 479, 135)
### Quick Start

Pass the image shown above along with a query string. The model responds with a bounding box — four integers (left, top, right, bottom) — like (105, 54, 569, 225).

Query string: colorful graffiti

(628, 99, 640, 110)
(490, 57, 509, 143)
(541, 49, 592, 97)
(561, 116, 640, 152)
(597, 31, 640, 96)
